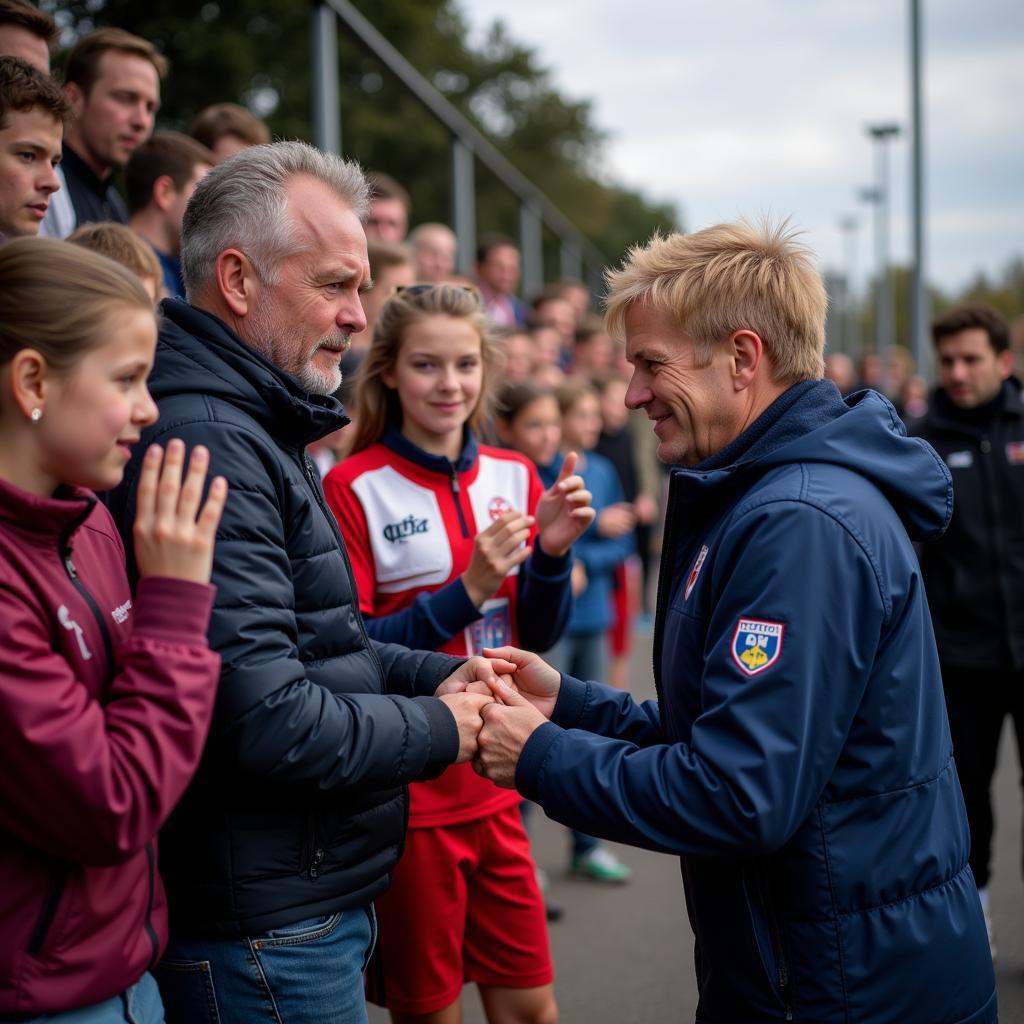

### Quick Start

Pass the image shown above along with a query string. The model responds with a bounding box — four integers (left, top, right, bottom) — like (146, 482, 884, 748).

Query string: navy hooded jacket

(516, 381, 996, 1024)
(107, 300, 462, 936)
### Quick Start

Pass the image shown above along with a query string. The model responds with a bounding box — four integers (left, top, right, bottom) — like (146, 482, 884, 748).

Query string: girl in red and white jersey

(323, 284, 594, 1024)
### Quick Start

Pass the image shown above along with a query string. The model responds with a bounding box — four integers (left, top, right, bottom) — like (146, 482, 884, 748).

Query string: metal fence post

(310, 1, 340, 155)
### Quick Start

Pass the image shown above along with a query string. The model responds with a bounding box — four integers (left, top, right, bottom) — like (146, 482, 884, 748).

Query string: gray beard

(245, 303, 345, 397)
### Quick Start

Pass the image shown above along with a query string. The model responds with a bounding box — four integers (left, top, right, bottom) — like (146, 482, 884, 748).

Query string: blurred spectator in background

(531, 325, 565, 387)
(0, 55, 66, 239)
(498, 328, 537, 383)
(1011, 314, 1024, 380)
(858, 350, 882, 391)
(476, 232, 526, 328)
(902, 375, 929, 419)
(68, 219, 162, 301)
(547, 376, 634, 883)
(42, 28, 165, 238)
(554, 277, 590, 323)
(594, 375, 644, 690)
(0, 0, 56, 73)
(573, 317, 616, 381)
(347, 238, 414, 354)
(365, 170, 409, 242)
(189, 101, 269, 163)
(824, 351, 856, 395)
(530, 285, 576, 364)
(408, 220, 457, 282)
(885, 344, 913, 417)
(909, 304, 1022, 959)
(126, 130, 213, 299)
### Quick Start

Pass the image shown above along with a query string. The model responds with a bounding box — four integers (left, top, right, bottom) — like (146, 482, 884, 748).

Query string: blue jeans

(154, 907, 376, 1024)
(10, 972, 164, 1024)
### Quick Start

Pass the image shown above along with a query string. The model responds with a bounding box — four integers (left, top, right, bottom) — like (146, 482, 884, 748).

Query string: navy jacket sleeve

(362, 544, 571, 656)
(515, 544, 572, 652)
(515, 500, 885, 857)
(112, 420, 459, 793)
(362, 579, 481, 651)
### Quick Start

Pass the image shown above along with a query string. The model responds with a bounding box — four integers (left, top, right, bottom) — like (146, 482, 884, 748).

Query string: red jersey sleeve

(322, 467, 377, 618)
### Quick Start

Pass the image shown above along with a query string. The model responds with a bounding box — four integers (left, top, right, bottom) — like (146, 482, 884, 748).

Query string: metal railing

(310, 0, 609, 298)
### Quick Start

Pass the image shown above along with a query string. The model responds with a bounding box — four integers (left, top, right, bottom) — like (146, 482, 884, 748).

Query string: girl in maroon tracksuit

(0, 238, 227, 1022)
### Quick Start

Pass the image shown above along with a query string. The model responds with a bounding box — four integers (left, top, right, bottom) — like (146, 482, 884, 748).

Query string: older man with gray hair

(108, 141, 501, 1024)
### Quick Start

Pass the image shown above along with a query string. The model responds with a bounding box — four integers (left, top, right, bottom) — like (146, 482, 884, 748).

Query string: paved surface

(371, 631, 1024, 1022)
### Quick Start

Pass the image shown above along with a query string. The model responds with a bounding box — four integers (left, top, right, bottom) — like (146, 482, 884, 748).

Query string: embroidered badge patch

(731, 618, 784, 676)
(684, 545, 709, 601)
(946, 450, 973, 469)
(488, 495, 514, 520)
(1005, 441, 1024, 465)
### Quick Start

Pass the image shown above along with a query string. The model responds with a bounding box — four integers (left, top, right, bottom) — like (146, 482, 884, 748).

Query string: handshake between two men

(434, 648, 555, 788)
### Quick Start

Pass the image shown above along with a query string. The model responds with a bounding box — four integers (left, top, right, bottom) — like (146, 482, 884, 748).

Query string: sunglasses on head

(390, 283, 479, 299)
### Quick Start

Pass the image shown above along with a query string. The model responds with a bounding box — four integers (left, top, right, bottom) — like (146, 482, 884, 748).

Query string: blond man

(471, 220, 996, 1024)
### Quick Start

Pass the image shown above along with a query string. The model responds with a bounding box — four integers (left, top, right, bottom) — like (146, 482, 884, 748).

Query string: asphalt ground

(371, 630, 1024, 1023)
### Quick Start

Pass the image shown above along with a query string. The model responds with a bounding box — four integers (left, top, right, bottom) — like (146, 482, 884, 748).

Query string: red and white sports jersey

(326, 440, 544, 827)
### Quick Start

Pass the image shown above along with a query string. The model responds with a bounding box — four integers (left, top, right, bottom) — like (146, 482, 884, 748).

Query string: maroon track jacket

(0, 478, 219, 1015)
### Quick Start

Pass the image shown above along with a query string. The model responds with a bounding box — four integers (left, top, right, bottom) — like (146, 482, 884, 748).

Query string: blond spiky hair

(603, 219, 826, 384)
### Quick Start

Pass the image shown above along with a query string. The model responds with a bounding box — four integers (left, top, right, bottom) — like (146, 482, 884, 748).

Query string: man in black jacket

(910, 304, 1024, 957)
(108, 141, 499, 1024)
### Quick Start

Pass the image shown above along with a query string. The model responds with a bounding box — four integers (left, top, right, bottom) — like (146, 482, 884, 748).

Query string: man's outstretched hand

(474, 680, 548, 788)
(480, 646, 561, 720)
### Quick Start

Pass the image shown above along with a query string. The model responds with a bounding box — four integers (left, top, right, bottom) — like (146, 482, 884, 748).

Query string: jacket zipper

(28, 864, 68, 955)
(760, 872, 793, 1020)
(59, 541, 114, 671)
(301, 452, 387, 682)
(143, 842, 160, 969)
(447, 462, 471, 539)
(651, 474, 684, 710)
(302, 811, 325, 880)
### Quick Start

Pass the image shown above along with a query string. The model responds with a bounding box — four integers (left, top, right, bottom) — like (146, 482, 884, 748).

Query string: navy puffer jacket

(518, 382, 996, 1024)
(108, 300, 460, 936)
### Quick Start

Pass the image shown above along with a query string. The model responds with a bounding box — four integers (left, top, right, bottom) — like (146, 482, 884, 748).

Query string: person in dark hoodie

(468, 220, 997, 1024)
(0, 236, 226, 1021)
(106, 141, 506, 1024)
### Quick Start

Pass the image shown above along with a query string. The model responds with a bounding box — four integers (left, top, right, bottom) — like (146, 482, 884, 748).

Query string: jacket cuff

(516, 721, 564, 801)
(132, 576, 216, 644)
(530, 542, 572, 579)
(551, 672, 589, 728)
(429, 578, 483, 626)
(413, 696, 459, 777)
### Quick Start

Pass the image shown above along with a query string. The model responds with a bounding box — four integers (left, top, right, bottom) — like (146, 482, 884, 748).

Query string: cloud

(460, 0, 1024, 291)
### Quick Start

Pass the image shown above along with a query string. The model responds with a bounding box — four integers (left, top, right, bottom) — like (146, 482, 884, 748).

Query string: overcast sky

(460, 0, 1023, 297)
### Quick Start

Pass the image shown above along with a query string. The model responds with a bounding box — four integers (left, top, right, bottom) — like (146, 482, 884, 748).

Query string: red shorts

(367, 804, 553, 1014)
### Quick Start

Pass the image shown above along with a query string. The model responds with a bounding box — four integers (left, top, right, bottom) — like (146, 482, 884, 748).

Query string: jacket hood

(151, 299, 349, 448)
(682, 380, 952, 543)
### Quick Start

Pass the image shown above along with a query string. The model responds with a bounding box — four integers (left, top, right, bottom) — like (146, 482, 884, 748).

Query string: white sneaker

(571, 845, 632, 883)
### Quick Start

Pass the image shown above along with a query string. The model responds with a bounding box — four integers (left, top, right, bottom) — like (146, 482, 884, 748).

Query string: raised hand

(439, 691, 495, 763)
(133, 440, 228, 584)
(534, 451, 596, 557)
(481, 646, 560, 720)
(474, 680, 548, 788)
(461, 511, 534, 607)
(597, 501, 637, 539)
